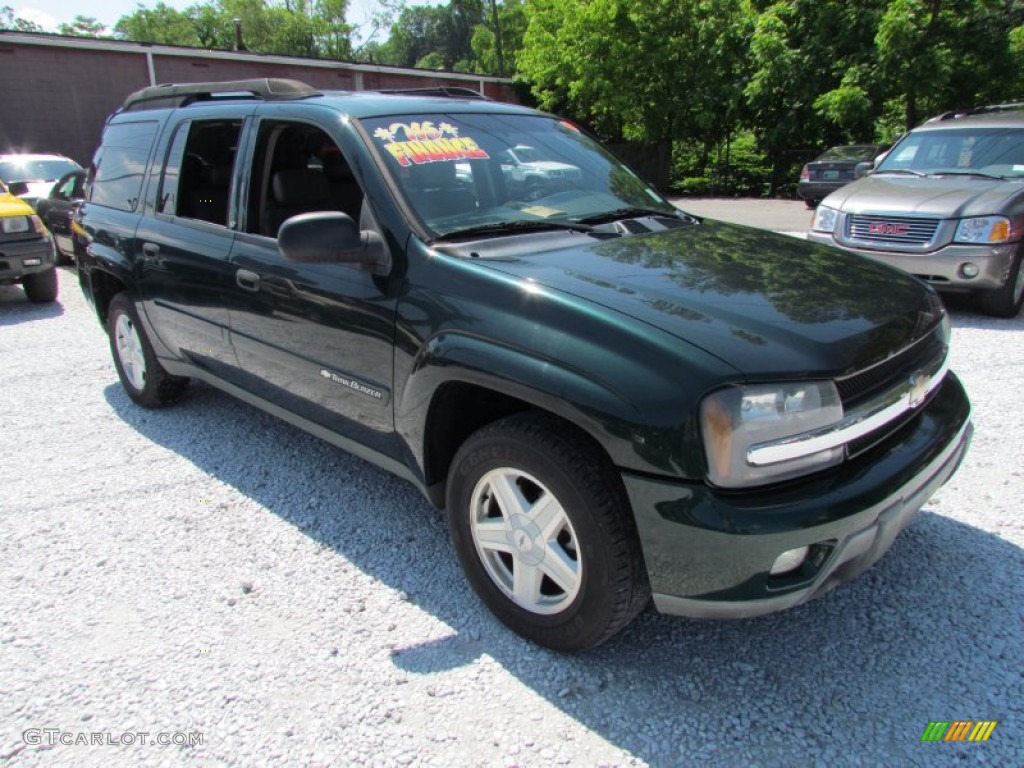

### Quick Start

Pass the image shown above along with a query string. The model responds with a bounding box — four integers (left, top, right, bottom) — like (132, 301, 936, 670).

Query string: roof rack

(122, 78, 321, 111)
(924, 102, 1024, 123)
(375, 86, 491, 101)
(965, 102, 1024, 115)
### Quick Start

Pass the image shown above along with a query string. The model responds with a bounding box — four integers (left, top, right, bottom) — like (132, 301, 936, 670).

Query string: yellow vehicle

(0, 180, 57, 302)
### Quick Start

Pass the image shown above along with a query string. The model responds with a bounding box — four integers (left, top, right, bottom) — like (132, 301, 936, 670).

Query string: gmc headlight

(953, 216, 1010, 243)
(701, 381, 844, 488)
(811, 205, 839, 233)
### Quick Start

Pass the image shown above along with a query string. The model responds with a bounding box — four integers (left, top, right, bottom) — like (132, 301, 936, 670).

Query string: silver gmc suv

(808, 105, 1024, 317)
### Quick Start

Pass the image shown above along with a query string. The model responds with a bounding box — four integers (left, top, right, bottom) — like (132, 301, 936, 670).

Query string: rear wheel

(446, 412, 650, 651)
(978, 251, 1024, 317)
(107, 292, 189, 407)
(22, 268, 58, 303)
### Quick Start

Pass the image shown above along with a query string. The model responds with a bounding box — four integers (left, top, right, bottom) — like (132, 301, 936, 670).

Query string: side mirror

(854, 161, 874, 179)
(277, 212, 392, 276)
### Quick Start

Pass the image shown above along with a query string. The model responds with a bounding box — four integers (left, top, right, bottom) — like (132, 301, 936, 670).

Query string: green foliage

(113, 0, 352, 59)
(519, 0, 755, 146)
(672, 133, 772, 197)
(0, 5, 44, 31)
(58, 16, 107, 37)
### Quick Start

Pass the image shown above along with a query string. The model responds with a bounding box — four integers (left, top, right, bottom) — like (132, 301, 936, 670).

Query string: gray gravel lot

(1, 252, 1022, 767)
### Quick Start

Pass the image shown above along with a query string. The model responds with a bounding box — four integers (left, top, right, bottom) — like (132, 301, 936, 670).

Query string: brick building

(0, 31, 517, 166)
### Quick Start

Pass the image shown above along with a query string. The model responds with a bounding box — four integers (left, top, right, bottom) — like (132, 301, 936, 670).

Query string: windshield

(0, 158, 80, 184)
(361, 113, 677, 238)
(875, 127, 1024, 178)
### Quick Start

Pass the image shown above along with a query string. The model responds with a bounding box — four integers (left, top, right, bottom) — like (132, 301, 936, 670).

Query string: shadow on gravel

(104, 382, 1022, 765)
(0, 269, 72, 323)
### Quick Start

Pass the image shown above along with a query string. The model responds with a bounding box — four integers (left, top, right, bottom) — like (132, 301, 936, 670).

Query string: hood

(523, 160, 578, 172)
(824, 173, 1024, 218)
(0, 192, 36, 217)
(470, 220, 941, 379)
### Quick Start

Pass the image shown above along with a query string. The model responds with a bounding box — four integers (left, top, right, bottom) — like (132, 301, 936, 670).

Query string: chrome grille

(845, 214, 939, 246)
(836, 332, 943, 408)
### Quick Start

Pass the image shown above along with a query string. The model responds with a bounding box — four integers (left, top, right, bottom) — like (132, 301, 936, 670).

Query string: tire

(21, 268, 58, 303)
(523, 178, 545, 201)
(804, 198, 817, 209)
(107, 292, 189, 407)
(978, 250, 1024, 318)
(446, 412, 650, 651)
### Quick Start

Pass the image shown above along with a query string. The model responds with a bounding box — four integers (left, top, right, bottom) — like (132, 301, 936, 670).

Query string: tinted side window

(158, 119, 241, 226)
(89, 120, 159, 212)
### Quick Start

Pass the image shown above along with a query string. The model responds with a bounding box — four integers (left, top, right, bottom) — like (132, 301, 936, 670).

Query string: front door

(226, 117, 399, 457)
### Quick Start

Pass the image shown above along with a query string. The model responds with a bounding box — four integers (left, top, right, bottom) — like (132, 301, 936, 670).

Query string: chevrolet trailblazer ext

(76, 80, 972, 650)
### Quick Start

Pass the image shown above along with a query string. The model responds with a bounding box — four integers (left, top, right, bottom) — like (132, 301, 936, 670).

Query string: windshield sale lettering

(373, 121, 489, 166)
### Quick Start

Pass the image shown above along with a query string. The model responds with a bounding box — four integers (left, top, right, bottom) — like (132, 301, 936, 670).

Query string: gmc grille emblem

(867, 222, 909, 235)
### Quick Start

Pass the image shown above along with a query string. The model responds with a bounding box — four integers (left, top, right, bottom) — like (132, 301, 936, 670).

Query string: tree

(58, 16, 107, 37)
(0, 5, 44, 32)
(114, 0, 352, 59)
(114, 3, 203, 47)
(472, 0, 527, 75)
(520, 0, 754, 149)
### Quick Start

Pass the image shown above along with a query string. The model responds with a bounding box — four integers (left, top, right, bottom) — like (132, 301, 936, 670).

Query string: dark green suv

(76, 79, 972, 650)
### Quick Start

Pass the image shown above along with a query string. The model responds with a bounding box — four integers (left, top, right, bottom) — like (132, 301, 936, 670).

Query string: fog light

(960, 262, 980, 278)
(769, 546, 809, 575)
(22, 257, 42, 267)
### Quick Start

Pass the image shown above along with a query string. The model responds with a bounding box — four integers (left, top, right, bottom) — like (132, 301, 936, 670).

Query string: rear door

(136, 109, 250, 380)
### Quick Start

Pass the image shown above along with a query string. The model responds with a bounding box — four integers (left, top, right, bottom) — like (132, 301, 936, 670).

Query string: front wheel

(978, 251, 1024, 317)
(107, 292, 189, 407)
(446, 412, 650, 651)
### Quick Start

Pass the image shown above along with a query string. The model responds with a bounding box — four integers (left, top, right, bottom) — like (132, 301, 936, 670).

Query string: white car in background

(499, 145, 582, 199)
(0, 153, 82, 208)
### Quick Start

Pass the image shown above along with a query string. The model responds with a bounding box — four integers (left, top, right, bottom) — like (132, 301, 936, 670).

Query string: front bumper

(798, 180, 846, 201)
(0, 236, 55, 283)
(625, 373, 971, 619)
(807, 232, 1016, 293)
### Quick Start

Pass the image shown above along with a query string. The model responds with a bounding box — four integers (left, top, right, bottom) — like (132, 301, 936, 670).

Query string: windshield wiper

(934, 170, 1005, 180)
(437, 219, 596, 240)
(576, 207, 678, 225)
(874, 169, 927, 177)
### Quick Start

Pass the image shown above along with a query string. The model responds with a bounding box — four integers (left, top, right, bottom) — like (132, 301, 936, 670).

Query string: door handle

(236, 269, 261, 292)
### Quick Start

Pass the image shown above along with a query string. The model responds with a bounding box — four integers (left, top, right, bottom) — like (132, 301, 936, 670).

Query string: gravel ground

(1, 266, 1021, 768)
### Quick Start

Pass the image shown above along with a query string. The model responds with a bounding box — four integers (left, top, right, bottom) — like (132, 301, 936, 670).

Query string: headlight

(953, 216, 1010, 243)
(811, 205, 839, 233)
(701, 381, 844, 488)
(1, 215, 31, 234)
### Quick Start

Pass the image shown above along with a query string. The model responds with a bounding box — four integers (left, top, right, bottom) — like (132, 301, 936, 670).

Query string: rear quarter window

(89, 120, 160, 212)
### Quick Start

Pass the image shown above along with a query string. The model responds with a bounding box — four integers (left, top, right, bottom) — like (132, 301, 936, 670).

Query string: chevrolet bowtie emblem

(908, 372, 931, 408)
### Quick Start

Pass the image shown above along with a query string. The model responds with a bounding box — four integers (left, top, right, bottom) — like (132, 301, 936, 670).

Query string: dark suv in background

(75, 79, 972, 650)
(810, 105, 1024, 317)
